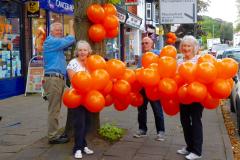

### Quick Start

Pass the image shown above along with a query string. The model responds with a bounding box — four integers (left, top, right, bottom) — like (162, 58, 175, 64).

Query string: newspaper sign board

(160, 0, 197, 24)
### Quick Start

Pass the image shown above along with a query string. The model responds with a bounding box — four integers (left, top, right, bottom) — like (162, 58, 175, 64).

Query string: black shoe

(48, 137, 69, 144)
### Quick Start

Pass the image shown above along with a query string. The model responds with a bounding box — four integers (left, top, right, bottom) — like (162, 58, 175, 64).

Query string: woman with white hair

(67, 40, 94, 159)
(176, 35, 203, 160)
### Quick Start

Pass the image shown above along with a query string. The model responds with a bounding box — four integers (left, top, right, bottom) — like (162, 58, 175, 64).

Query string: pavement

(0, 94, 234, 160)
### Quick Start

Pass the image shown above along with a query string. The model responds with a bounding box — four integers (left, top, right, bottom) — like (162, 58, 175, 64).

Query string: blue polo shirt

(137, 49, 160, 68)
(43, 35, 75, 77)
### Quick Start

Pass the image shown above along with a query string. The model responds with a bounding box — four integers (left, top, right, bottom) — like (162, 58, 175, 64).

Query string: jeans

(137, 89, 165, 133)
(180, 103, 204, 156)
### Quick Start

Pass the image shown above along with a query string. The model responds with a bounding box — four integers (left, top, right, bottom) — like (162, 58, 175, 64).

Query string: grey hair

(74, 40, 92, 57)
(179, 35, 199, 55)
(50, 22, 62, 33)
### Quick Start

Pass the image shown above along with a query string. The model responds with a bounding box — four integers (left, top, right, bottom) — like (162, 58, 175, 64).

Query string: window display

(0, 10, 21, 79)
(32, 9, 46, 56)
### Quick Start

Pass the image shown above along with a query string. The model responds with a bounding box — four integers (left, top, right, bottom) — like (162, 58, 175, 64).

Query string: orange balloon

(106, 59, 126, 79)
(158, 56, 177, 78)
(135, 68, 143, 83)
(84, 90, 105, 112)
(148, 63, 159, 72)
(102, 3, 117, 15)
(166, 32, 176, 39)
(112, 80, 131, 98)
(201, 93, 220, 110)
(114, 97, 130, 111)
(173, 73, 185, 87)
(187, 81, 207, 102)
(88, 24, 106, 42)
(160, 45, 177, 58)
(105, 94, 113, 106)
(227, 78, 234, 89)
(142, 52, 159, 68)
(91, 69, 110, 90)
(161, 99, 180, 116)
(158, 78, 178, 99)
(86, 55, 106, 72)
(103, 15, 119, 30)
(87, 4, 105, 23)
(208, 79, 232, 99)
(71, 71, 92, 93)
(178, 61, 197, 83)
(140, 68, 160, 87)
(131, 81, 143, 92)
(122, 68, 136, 84)
(145, 86, 160, 101)
(130, 92, 144, 107)
(197, 54, 217, 65)
(101, 80, 113, 95)
(62, 88, 83, 108)
(166, 38, 175, 44)
(106, 27, 119, 38)
(196, 62, 217, 84)
(177, 84, 193, 104)
(216, 58, 239, 79)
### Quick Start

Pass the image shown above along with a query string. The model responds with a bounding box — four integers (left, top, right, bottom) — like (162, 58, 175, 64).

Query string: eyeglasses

(142, 42, 149, 45)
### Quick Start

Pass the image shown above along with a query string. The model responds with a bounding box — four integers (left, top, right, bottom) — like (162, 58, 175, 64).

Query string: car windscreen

(222, 50, 240, 62)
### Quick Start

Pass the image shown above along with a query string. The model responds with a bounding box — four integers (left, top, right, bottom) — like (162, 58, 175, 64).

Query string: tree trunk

(64, 0, 107, 137)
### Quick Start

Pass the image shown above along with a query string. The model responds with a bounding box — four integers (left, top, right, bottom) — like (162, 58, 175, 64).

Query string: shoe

(84, 147, 94, 154)
(48, 136, 69, 144)
(156, 131, 165, 141)
(74, 150, 82, 159)
(133, 130, 147, 138)
(185, 153, 202, 160)
(177, 147, 190, 155)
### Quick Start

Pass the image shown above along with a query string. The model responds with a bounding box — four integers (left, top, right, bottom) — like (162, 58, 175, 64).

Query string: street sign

(160, 0, 197, 24)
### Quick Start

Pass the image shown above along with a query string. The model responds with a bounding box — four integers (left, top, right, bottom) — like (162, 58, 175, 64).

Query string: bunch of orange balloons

(166, 32, 177, 45)
(63, 45, 238, 115)
(137, 45, 238, 116)
(63, 55, 144, 113)
(87, 3, 119, 42)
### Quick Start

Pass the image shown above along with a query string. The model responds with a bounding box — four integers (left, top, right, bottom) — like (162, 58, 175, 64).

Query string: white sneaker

(156, 132, 165, 141)
(74, 150, 82, 159)
(185, 153, 202, 160)
(133, 130, 147, 138)
(177, 147, 190, 155)
(84, 147, 94, 154)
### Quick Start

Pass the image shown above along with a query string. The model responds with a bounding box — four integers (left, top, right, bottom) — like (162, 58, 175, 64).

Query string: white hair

(179, 35, 199, 55)
(50, 22, 62, 32)
(74, 40, 92, 57)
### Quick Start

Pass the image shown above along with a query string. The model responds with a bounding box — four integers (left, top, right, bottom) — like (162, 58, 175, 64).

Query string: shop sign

(126, 13, 142, 28)
(27, 1, 40, 18)
(125, 0, 139, 6)
(39, 0, 74, 15)
(117, 11, 127, 23)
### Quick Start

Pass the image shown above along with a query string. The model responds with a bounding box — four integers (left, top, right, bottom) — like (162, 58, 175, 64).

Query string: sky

(202, 0, 238, 24)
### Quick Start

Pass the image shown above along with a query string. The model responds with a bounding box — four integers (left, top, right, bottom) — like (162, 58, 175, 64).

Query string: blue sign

(39, 0, 74, 15)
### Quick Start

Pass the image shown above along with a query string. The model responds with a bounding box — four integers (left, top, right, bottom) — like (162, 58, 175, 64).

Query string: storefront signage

(117, 11, 127, 23)
(125, 0, 139, 5)
(40, 0, 74, 15)
(126, 13, 142, 28)
(27, 1, 40, 18)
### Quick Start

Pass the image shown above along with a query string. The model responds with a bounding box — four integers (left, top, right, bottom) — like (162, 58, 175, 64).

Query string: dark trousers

(138, 89, 165, 133)
(72, 106, 89, 153)
(180, 103, 204, 156)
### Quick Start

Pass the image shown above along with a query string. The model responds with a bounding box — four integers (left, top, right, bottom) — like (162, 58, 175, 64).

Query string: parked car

(223, 48, 240, 134)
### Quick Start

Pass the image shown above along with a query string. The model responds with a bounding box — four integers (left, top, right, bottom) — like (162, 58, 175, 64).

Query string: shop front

(0, 0, 25, 99)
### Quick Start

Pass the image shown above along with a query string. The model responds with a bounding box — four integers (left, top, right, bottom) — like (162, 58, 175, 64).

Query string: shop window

(106, 38, 120, 60)
(0, 1, 22, 79)
(32, 9, 46, 56)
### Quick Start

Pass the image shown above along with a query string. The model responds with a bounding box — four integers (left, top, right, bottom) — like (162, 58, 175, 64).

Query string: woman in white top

(67, 40, 94, 159)
(176, 36, 203, 160)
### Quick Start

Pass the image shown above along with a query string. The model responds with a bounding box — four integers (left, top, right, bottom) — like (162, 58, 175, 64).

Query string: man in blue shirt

(134, 37, 165, 141)
(43, 20, 75, 144)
